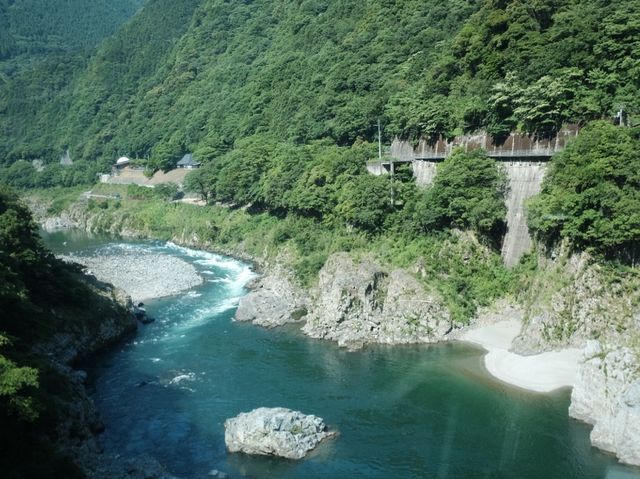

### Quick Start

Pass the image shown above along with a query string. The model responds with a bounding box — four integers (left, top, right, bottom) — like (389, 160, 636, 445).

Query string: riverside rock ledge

(224, 408, 336, 459)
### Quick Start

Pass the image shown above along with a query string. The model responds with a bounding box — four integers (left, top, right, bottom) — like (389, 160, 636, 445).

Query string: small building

(177, 153, 200, 169)
(116, 156, 131, 168)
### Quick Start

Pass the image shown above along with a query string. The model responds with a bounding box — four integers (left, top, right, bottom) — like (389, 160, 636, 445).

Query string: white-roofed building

(116, 156, 131, 167)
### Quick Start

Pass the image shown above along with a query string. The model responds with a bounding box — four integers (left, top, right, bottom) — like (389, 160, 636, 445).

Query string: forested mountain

(0, 0, 638, 168)
(0, 0, 145, 68)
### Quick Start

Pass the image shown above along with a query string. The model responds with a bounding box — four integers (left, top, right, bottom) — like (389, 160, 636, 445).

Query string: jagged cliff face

(302, 253, 452, 349)
(514, 248, 640, 355)
(33, 277, 137, 363)
(235, 252, 454, 350)
(570, 341, 640, 467)
(30, 276, 137, 473)
(514, 246, 640, 466)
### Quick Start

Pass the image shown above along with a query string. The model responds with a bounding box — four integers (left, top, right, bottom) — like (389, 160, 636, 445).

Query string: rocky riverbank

(25, 270, 182, 478)
(59, 249, 203, 302)
(513, 246, 640, 466)
(235, 264, 309, 328)
(37, 276, 182, 478)
(235, 248, 640, 466)
(29, 195, 640, 468)
(236, 253, 454, 350)
(570, 341, 640, 467)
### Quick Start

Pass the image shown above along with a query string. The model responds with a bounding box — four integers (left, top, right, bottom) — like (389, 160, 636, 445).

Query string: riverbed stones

(224, 408, 335, 459)
(302, 253, 452, 349)
(59, 250, 203, 302)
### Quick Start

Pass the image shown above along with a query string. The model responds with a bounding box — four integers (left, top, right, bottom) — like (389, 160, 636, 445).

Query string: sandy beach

(461, 319, 582, 393)
(60, 250, 203, 302)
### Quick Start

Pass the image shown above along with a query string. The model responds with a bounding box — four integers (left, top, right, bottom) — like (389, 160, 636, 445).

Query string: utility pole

(378, 118, 382, 161)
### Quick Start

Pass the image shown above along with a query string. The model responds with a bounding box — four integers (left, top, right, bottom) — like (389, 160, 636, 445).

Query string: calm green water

(43, 231, 640, 479)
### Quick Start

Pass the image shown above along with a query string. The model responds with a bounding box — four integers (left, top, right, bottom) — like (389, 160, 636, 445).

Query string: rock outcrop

(570, 341, 640, 467)
(302, 253, 452, 349)
(42, 213, 79, 231)
(224, 407, 335, 459)
(513, 249, 640, 355)
(32, 276, 137, 364)
(235, 266, 309, 328)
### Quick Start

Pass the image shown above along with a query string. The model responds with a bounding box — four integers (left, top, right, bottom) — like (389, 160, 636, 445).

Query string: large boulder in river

(302, 253, 452, 349)
(224, 407, 335, 459)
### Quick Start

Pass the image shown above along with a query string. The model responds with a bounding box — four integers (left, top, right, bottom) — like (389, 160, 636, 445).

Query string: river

(43, 230, 640, 479)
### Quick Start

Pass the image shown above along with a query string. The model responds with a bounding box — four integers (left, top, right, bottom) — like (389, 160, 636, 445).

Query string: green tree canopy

(413, 149, 507, 242)
(528, 121, 640, 261)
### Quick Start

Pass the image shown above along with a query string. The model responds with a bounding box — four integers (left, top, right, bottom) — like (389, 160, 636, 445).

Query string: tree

(413, 149, 507, 242)
(0, 335, 39, 422)
(528, 121, 640, 261)
(337, 174, 392, 232)
(184, 165, 216, 203)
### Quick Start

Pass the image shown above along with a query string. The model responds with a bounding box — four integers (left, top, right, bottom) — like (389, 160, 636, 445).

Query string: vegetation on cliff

(0, 0, 143, 65)
(0, 185, 134, 477)
(2, 0, 638, 324)
(529, 121, 640, 262)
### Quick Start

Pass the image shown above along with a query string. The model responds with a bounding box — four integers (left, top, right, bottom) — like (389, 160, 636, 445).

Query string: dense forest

(1, 1, 639, 475)
(0, 0, 639, 313)
(1, 0, 638, 168)
(0, 0, 144, 67)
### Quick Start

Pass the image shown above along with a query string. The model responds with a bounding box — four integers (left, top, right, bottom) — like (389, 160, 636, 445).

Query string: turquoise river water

(43, 231, 640, 479)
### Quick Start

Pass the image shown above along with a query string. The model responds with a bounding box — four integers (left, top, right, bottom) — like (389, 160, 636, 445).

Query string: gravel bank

(59, 250, 203, 301)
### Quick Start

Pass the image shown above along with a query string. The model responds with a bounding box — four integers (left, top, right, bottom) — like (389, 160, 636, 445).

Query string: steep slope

(1, 0, 477, 163)
(0, 0, 145, 67)
(2, 0, 639, 167)
(0, 0, 201, 164)
(0, 186, 137, 476)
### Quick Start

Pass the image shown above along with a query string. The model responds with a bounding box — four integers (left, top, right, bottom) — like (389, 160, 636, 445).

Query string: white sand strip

(461, 319, 582, 393)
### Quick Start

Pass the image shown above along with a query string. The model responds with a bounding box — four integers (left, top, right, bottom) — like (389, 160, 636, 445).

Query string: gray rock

(224, 407, 336, 459)
(235, 266, 308, 328)
(302, 253, 452, 349)
(42, 214, 78, 231)
(513, 249, 640, 354)
(569, 341, 640, 467)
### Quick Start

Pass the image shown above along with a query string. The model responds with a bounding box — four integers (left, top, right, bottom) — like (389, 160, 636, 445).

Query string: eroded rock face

(302, 253, 452, 349)
(570, 341, 640, 467)
(32, 279, 137, 364)
(224, 408, 335, 459)
(513, 250, 640, 355)
(235, 266, 308, 328)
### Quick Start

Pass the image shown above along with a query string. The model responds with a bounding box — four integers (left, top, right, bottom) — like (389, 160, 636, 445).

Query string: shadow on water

(43, 231, 640, 479)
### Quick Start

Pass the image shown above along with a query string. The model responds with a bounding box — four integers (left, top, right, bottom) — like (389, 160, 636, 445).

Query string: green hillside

(0, 0, 145, 67)
(1, 0, 638, 167)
